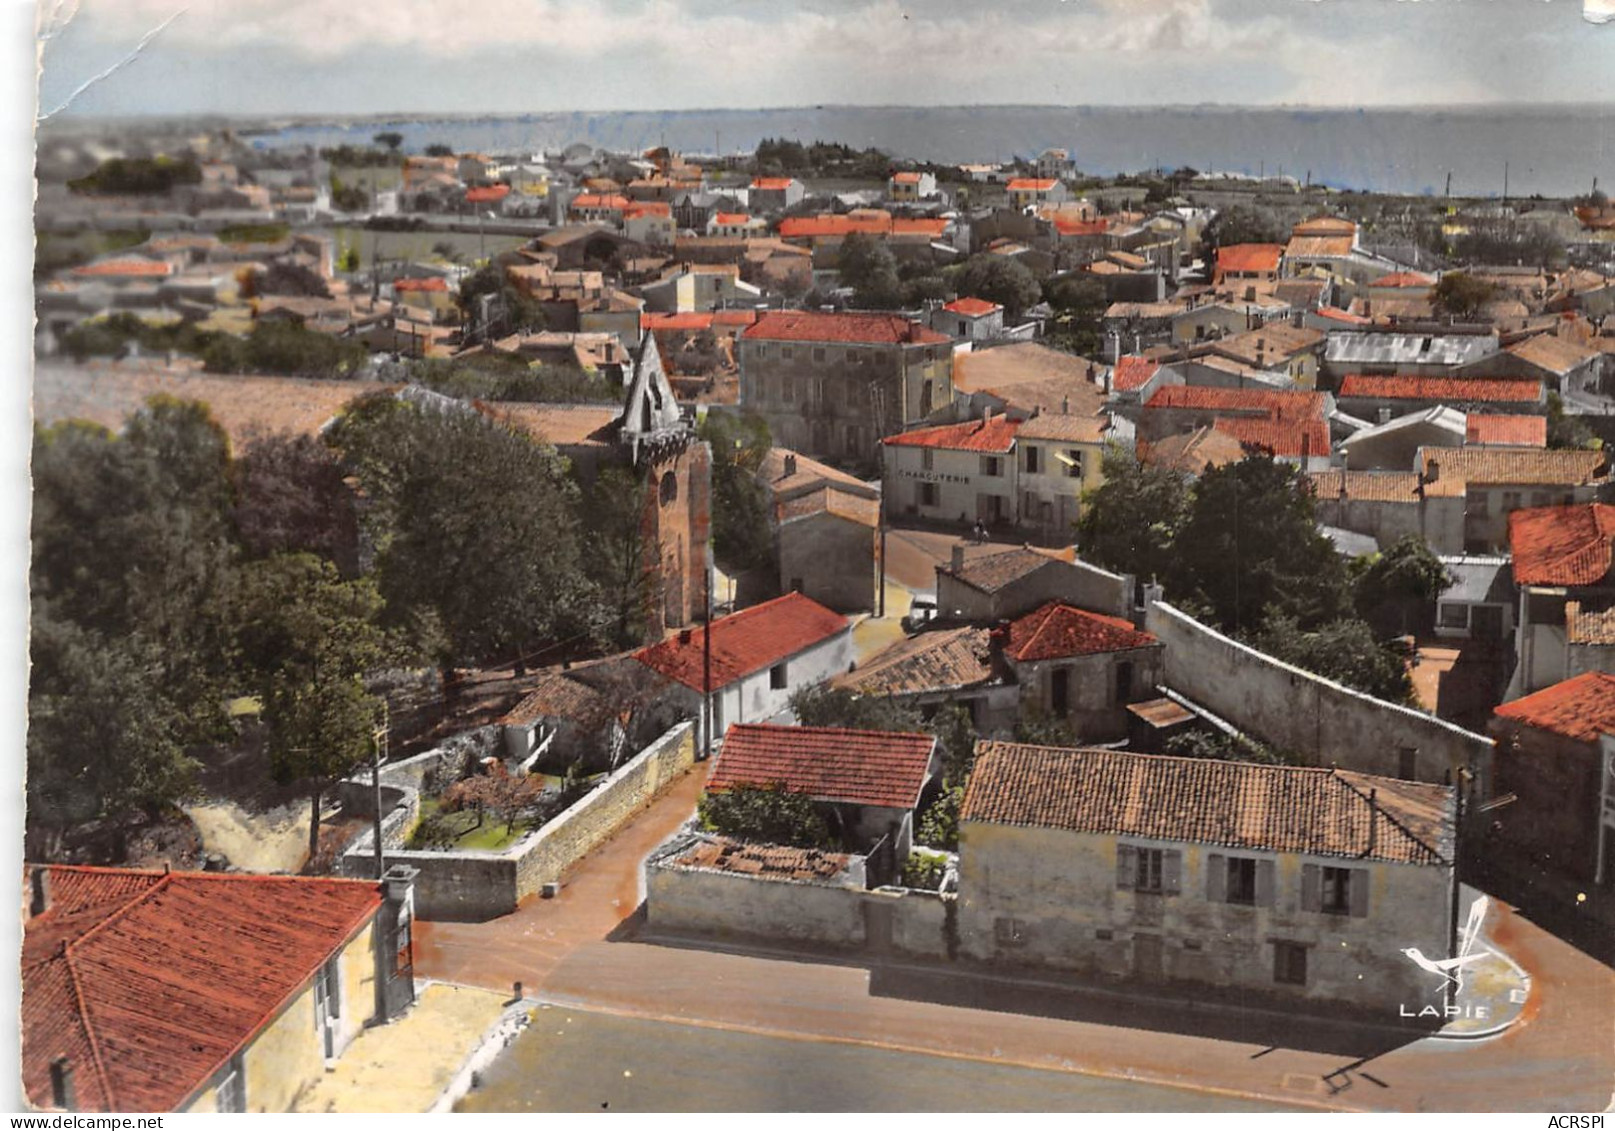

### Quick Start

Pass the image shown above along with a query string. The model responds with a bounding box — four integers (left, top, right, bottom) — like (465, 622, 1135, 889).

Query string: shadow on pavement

(621, 919, 1434, 1060)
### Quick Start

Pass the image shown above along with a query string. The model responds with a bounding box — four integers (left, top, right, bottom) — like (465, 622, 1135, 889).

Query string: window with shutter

(1321, 866, 1352, 915)
(1115, 844, 1137, 890)
(1348, 867, 1370, 917)
(1226, 857, 1258, 905)
(1301, 863, 1322, 912)
(1162, 850, 1182, 896)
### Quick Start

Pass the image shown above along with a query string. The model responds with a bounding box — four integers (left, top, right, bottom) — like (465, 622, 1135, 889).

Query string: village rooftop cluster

(20, 125, 1615, 1113)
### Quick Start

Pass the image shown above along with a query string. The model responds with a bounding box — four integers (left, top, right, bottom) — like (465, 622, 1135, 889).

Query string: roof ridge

(1331, 771, 1451, 866)
(64, 871, 173, 959)
(728, 721, 933, 743)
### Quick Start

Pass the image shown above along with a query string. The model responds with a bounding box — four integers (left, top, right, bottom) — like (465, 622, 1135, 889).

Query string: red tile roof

(624, 201, 672, 218)
(1215, 243, 1284, 275)
(1212, 416, 1332, 459)
(1054, 217, 1108, 237)
(22, 866, 383, 1112)
(751, 177, 797, 191)
(1111, 354, 1161, 392)
(962, 743, 1453, 866)
(465, 184, 510, 203)
(891, 171, 924, 184)
(1008, 178, 1059, 192)
(712, 309, 760, 327)
(1494, 672, 1615, 744)
(1313, 305, 1371, 325)
(882, 414, 1020, 454)
(1143, 385, 1326, 420)
(944, 297, 1000, 317)
(1465, 413, 1547, 448)
(642, 312, 714, 332)
(1005, 602, 1158, 662)
(570, 193, 630, 210)
(1370, 271, 1436, 289)
(713, 212, 751, 225)
(393, 276, 448, 292)
(1338, 375, 1542, 404)
(708, 723, 936, 810)
(1508, 503, 1615, 587)
(742, 310, 951, 346)
(633, 592, 848, 691)
(71, 258, 173, 279)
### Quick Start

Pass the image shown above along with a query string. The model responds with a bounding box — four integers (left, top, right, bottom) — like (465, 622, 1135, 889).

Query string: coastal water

(244, 104, 1614, 199)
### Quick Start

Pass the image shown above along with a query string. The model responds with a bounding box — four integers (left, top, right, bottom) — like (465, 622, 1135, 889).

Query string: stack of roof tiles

(742, 310, 950, 346)
(962, 743, 1453, 866)
(707, 723, 936, 809)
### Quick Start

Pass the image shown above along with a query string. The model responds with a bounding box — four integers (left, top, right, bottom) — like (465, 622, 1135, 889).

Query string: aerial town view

(11, 0, 1615, 1117)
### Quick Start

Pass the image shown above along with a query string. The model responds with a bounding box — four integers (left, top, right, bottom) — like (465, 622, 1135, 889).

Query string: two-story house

(881, 411, 1020, 527)
(1007, 178, 1070, 211)
(1001, 603, 1164, 741)
(1418, 448, 1612, 553)
(748, 176, 805, 213)
(956, 743, 1458, 1015)
(739, 311, 955, 466)
(1507, 502, 1615, 695)
(888, 170, 938, 203)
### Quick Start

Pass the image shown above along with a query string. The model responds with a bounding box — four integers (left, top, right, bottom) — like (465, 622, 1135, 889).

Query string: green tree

(1546, 392, 1598, 450)
(26, 611, 199, 859)
(586, 466, 659, 650)
(698, 783, 833, 848)
(950, 254, 1042, 320)
(232, 432, 361, 572)
(1168, 454, 1349, 634)
(233, 553, 389, 861)
(1252, 616, 1414, 704)
(424, 143, 455, 158)
(456, 263, 546, 336)
(1429, 272, 1500, 321)
(373, 131, 405, 153)
(789, 685, 923, 732)
(1202, 205, 1285, 253)
(328, 397, 596, 669)
(1350, 535, 1455, 637)
(202, 320, 369, 379)
(837, 232, 903, 309)
(1162, 729, 1289, 765)
(1075, 444, 1190, 584)
(698, 411, 776, 574)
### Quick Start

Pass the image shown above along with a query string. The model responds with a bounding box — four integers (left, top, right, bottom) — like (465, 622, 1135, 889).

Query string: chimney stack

(783, 453, 797, 479)
(951, 543, 966, 572)
(50, 1058, 75, 1111)
(29, 867, 49, 918)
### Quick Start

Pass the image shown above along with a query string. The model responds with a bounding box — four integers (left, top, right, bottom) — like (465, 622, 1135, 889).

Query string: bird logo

(1401, 895, 1492, 992)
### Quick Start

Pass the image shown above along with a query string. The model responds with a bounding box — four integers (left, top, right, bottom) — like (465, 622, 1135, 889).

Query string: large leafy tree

(1075, 444, 1191, 586)
(233, 553, 390, 861)
(1167, 454, 1350, 634)
(1350, 535, 1455, 637)
(1429, 272, 1500, 321)
(1202, 205, 1286, 254)
(949, 254, 1042, 320)
(837, 232, 903, 310)
(328, 395, 596, 669)
(586, 466, 659, 650)
(1253, 616, 1415, 704)
(233, 431, 361, 572)
(698, 411, 776, 575)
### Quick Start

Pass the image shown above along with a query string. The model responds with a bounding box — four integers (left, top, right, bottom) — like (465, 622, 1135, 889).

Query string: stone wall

(1145, 601, 1493, 791)
(340, 722, 697, 921)
(645, 838, 955, 958)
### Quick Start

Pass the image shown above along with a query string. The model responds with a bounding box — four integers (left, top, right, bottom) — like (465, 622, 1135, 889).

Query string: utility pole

(702, 555, 714, 760)
(371, 702, 389, 881)
(1503, 161, 1509, 203)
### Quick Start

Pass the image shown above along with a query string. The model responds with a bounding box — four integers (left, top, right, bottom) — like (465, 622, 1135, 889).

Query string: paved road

(417, 765, 1615, 1113)
(457, 1007, 1300, 1113)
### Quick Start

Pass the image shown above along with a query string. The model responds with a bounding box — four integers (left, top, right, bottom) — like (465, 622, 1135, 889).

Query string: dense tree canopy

(949, 254, 1042, 320)
(1429, 272, 1501, 321)
(698, 411, 776, 575)
(1075, 444, 1191, 586)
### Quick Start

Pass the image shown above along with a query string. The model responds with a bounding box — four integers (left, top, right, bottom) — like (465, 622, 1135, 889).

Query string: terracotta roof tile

(71, 258, 174, 278)
(835, 625, 994, 696)
(743, 310, 950, 346)
(1112, 355, 1161, 392)
(1216, 243, 1284, 275)
(1211, 416, 1332, 459)
(1505, 334, 1600, 376)
(1143, 385, 1326, 420)
(961, 743, 1454, 866)
(777, 485, 880, 526)
(1008, 178, 1059, 191)
(1370, 271, 1437, 289)
(945, 297, 1000, 317)
(1005, 603, 1158, 662)
(1494, 672, 1615, 743)
(1338, 375, 1543, 404)
(944, 546, 1062, 594)
(1139, 426, 1246, 475)
(1423, 448, 1609, 491)
(22, 867, 382, 1112)
(883, 415, 1019, 453)
(1465, 414, 1547, 447)
(708, 723, 935, 809)
(1292, 217, 1357, 237)
(1307, 469, 1460, 501)
(501, 669, 617, 729)
(633, 592, 848, 691)
(1016, 412, 1107, 444)
(1285, 235, 1356, 258)
(1566, 600, 1615, 645)
(1507, 503, 1615, 586)
(465, 184, 510, 203)
(675, 836, 856, 882)
(750, 177, 797, 191)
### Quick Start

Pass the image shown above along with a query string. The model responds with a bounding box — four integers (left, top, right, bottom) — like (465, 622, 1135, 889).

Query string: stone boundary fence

(1144, 600, 1494, 794)
(339, 721, 697, 920)
(644, 831, 958, 961)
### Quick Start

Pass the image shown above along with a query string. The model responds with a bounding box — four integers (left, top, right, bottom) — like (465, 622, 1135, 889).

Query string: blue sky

(34, 0, 1615, 118)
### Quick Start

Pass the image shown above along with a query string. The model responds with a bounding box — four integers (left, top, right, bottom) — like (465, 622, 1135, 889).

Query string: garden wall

(1145, 600, 1493, 791)
(645, 837, 955, 959)
(339, 721, 697, 921)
